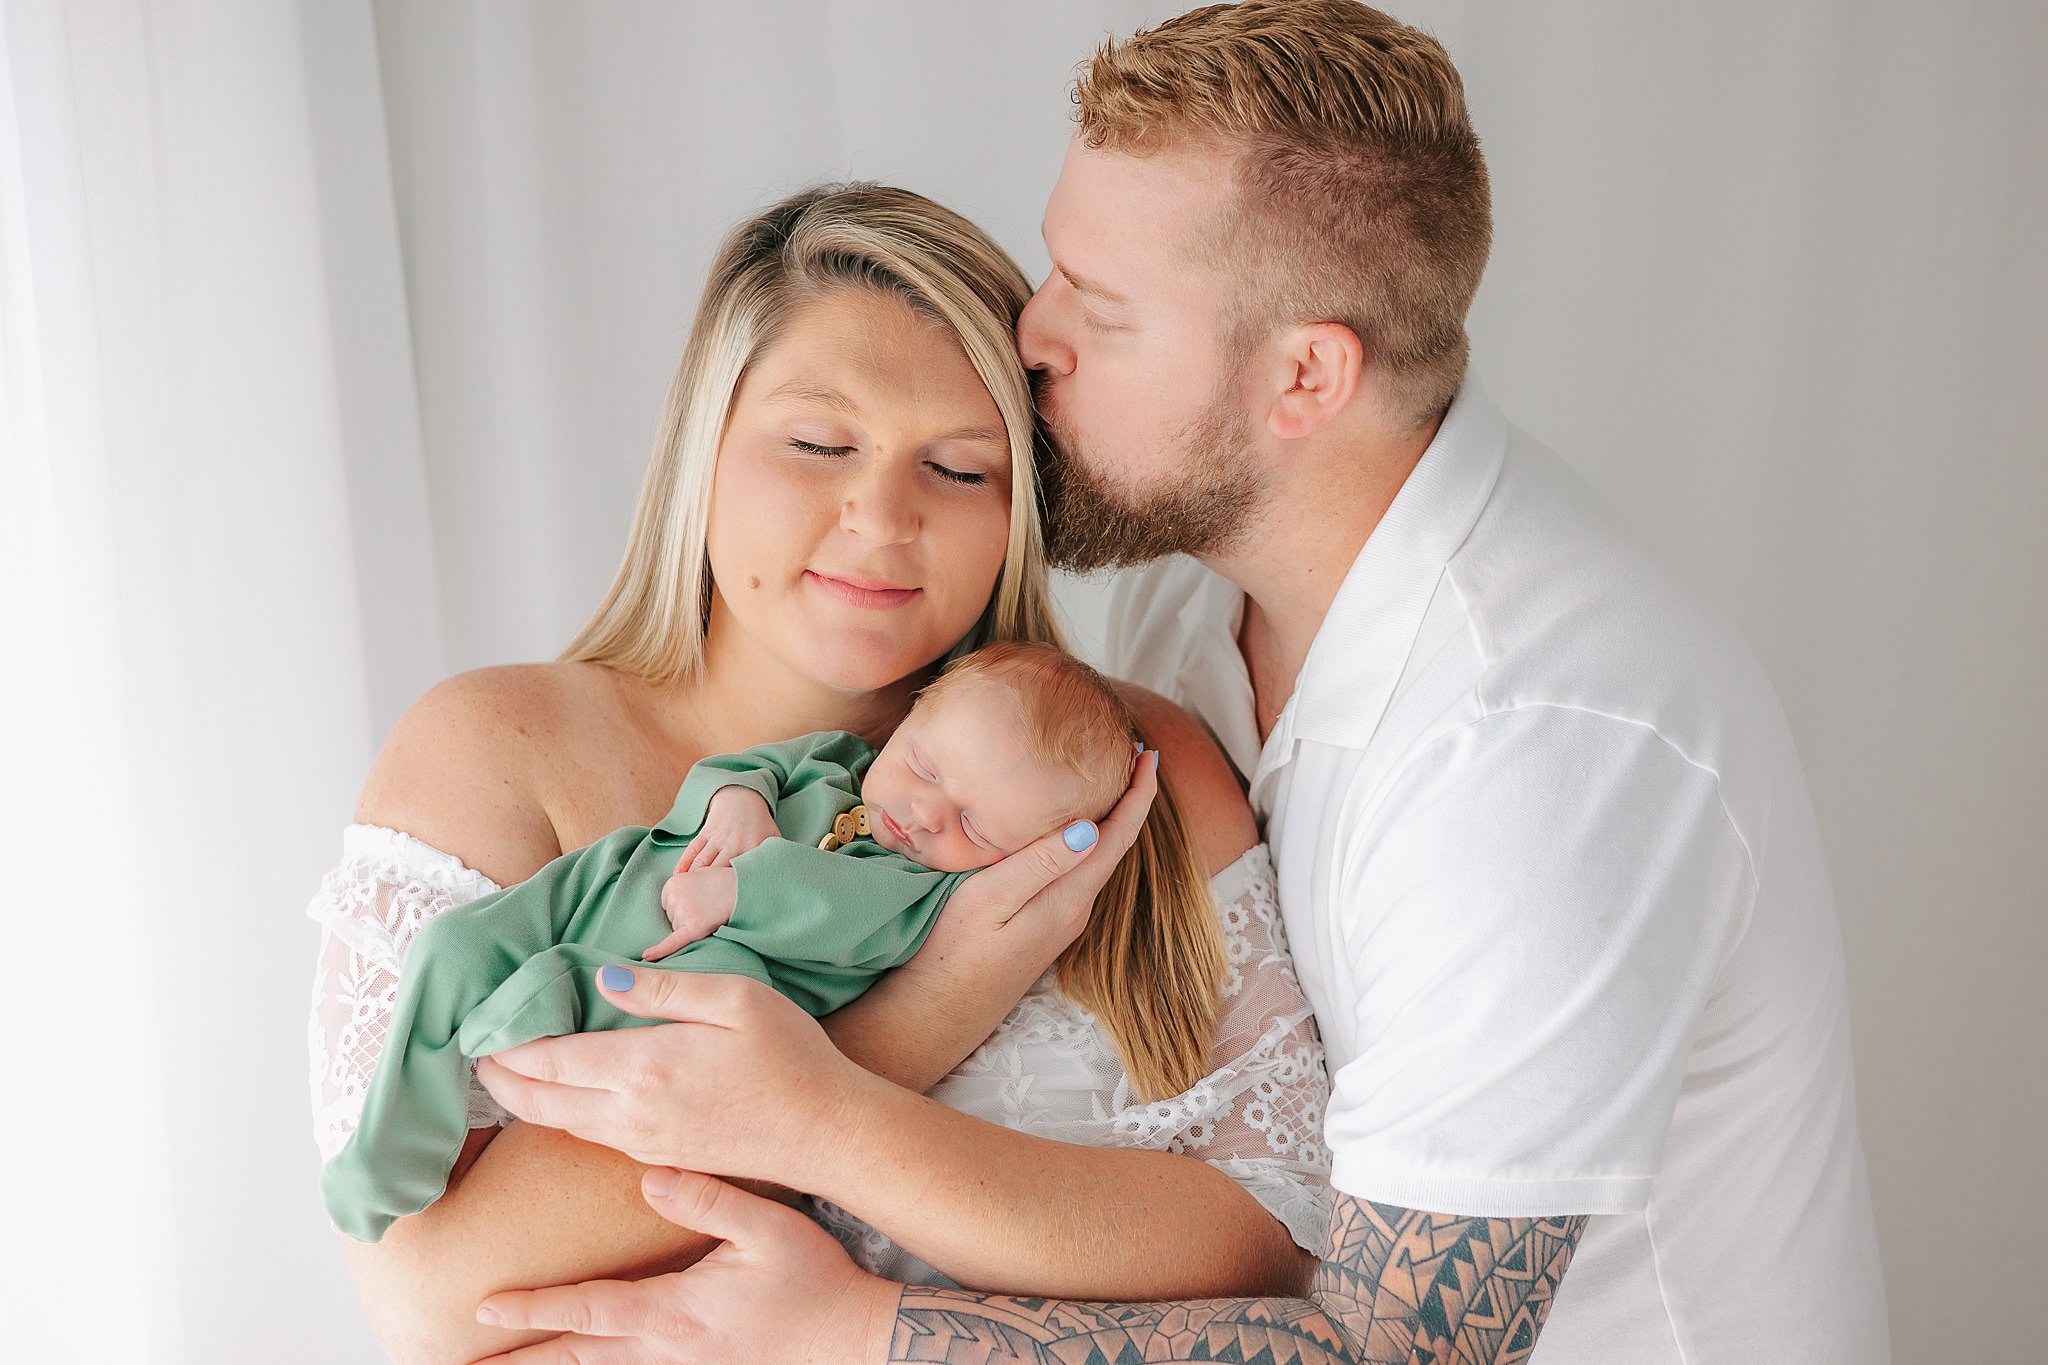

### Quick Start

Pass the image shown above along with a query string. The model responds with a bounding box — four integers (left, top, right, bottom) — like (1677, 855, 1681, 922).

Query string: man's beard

(1037, 378, 1264, 574)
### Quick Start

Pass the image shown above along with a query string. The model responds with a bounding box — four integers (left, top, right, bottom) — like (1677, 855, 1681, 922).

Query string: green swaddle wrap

(320, 730, 968, 1243)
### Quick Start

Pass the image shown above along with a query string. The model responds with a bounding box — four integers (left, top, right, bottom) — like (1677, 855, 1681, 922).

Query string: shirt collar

(1283, 375, 1509, 753)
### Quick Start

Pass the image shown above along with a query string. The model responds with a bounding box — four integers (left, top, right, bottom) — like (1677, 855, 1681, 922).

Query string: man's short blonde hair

(1074, 0, 1491, 429)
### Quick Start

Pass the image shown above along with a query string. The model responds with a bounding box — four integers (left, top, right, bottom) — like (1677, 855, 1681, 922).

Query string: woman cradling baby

(304, 184, 1331, 1362)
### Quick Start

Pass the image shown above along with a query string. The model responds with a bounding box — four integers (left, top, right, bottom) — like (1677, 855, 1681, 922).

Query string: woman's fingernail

(599, 964, 634, 991)
(644, 1167, 681, 1199)
(476, 1305, 503, 1326)
(1063, 820, 1098, 852)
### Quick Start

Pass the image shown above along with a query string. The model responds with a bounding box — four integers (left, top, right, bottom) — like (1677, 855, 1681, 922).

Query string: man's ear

(1263, 322, 1363, 441)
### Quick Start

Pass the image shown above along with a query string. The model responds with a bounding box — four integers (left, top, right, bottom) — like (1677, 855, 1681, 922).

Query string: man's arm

(886, 1193, 1586, 1365)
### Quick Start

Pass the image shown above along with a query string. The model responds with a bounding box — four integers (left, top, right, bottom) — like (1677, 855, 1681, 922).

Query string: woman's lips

(804, 570, 921, 609)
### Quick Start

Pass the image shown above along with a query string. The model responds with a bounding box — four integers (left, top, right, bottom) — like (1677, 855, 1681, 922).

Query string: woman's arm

(807, 697, 1314, 1300)
(813, 1076, 1315, 1300)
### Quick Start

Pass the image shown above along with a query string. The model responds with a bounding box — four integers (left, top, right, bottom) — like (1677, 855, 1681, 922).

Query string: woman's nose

(838, 462, 918, 547)
(1017, 279, 1075, 377)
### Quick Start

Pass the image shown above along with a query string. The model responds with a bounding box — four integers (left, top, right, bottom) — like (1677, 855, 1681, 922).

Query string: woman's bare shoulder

(354, 662, 609, 887)
(1112, 682, 1258, 878)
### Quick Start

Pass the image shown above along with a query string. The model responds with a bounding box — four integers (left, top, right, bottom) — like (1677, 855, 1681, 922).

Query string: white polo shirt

(1094, 380, 1890, 1362)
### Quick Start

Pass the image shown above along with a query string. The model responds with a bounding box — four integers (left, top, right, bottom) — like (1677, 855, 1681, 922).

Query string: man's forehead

(1042, 137, 1232, 287)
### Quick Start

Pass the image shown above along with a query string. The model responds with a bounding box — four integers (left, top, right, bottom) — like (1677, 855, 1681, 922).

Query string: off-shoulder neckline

(339, 822, 505, 894)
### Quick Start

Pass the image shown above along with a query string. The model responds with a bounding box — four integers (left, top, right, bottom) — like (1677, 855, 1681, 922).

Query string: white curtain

(2, 2, 2041, 1361)
(0, 1, 423, 1358)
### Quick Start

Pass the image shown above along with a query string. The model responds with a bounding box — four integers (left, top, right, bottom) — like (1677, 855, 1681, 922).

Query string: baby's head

(862, 641, 1139, 873)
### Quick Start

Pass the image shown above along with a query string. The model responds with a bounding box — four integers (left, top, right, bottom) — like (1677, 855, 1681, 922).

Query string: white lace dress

(305, 825, 1333, 1281)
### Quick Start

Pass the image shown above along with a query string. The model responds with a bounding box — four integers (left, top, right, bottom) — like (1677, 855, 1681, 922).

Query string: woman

(305, 184, 1330, 1363)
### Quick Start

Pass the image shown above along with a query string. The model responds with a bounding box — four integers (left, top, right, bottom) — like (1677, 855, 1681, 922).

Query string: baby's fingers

(641, 930, 694, 961)
(675, 833, 707, 874)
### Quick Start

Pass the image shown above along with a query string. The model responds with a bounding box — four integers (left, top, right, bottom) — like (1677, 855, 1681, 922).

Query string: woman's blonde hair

(567, 183, 1222, 1102)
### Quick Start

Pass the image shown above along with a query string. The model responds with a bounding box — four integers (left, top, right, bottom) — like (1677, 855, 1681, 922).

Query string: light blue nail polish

(1063, 820, 1098, 852)
(600, 964, 634, 991)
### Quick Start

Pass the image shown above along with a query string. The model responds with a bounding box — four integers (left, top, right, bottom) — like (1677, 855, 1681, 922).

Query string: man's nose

(1016, 279, 1075, 377)
(839, 460, 918, 547)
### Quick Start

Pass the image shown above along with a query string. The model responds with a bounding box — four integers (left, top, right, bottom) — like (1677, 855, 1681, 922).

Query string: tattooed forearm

(891, 1293, 1344, 1364)
(1312, 1198, 1586, 1364)
(888, 1194, 1586, 1365)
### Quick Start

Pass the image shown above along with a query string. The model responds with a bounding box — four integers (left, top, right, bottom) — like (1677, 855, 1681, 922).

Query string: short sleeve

(1322, 705, 1755, 1218)
(303, 825, 509, 1162)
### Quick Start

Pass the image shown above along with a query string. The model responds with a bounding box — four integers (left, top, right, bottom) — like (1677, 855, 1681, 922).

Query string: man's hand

(475, 967, 879, 1192)
(676, 786, 780, 871)
(643, 865, 739, 959)
(468, 1167, 898, 1364)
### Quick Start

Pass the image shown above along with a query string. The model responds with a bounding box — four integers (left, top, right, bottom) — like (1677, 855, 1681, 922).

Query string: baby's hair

(917, 640, 1224, 1102)
(916, 639, 1138, 823)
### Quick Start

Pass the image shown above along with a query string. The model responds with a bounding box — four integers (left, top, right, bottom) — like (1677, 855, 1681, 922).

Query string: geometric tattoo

(890, 1193, 1587, 1364)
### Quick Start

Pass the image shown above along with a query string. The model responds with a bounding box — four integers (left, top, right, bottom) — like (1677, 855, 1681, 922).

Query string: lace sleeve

(1165, 843, 1333, 1252)
(303, 824, 510, 1161)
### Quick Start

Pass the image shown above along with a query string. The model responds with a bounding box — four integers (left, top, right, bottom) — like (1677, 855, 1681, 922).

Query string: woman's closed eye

(789, 438, 986, 487)
(926, 461, 986, 486)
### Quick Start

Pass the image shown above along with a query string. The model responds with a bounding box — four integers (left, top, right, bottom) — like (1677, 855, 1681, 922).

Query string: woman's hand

(937, 745, 1158, 956)
(476, 967, 878, 1191)
(468, 1167, 898, 1364)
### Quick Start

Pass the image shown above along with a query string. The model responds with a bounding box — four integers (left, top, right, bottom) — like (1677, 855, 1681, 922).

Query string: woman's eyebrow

(928, 424, 1007, 449)
(767, 381, 1001, 451)
(765, 380, 861, 413)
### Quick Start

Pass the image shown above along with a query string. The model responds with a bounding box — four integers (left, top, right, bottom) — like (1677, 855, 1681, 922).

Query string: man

(472, 3, 1889, 1360)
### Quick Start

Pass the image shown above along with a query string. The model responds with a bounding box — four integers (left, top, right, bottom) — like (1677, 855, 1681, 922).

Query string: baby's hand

(641, 865, 740, 960)
(676, 786, 779, 873)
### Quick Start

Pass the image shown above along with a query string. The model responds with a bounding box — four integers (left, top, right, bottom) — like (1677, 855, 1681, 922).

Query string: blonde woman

(305, 184, 1330, 1362)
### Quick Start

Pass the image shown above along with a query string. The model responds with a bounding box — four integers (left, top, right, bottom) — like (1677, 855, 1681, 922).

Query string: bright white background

(2, 2, 2041, 1360)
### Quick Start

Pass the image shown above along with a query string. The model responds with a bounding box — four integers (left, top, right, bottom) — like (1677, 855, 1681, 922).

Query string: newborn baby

(320, 639, 1139, 1242)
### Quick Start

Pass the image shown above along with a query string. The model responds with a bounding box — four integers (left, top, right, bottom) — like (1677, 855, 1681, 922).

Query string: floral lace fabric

(809, 843, 1332, 1281)
(304, 825, 514, 1162)
(305, 828, 1333, 1277)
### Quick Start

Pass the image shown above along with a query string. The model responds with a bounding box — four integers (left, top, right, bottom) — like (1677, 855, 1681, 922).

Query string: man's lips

(804, 570, 921, 609)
